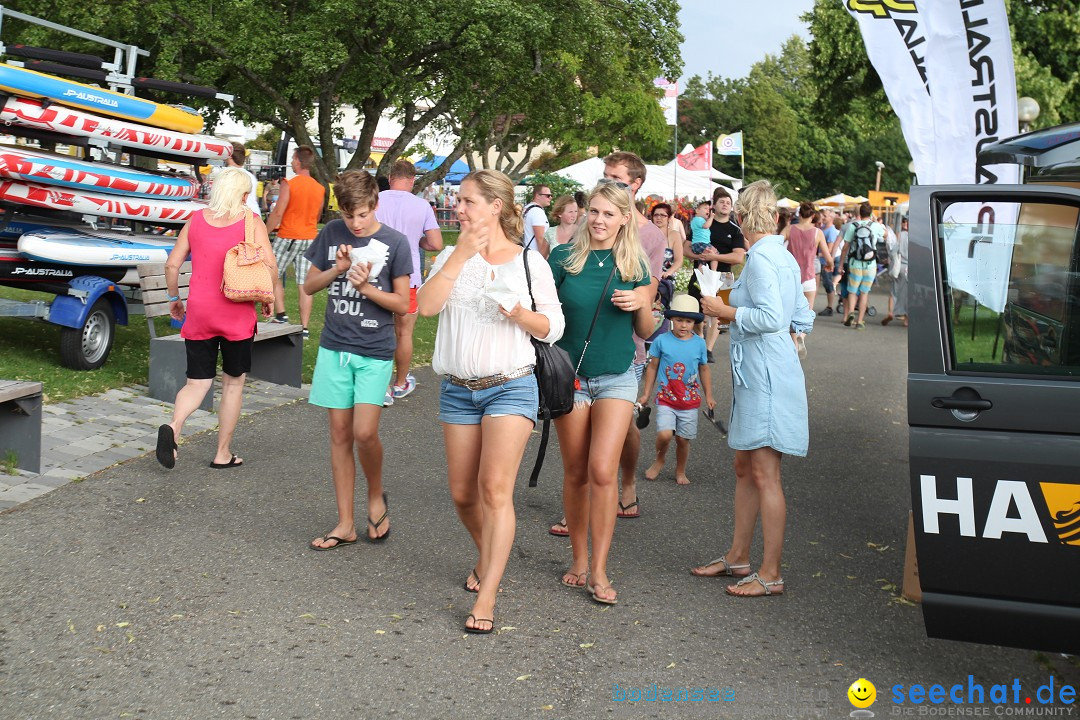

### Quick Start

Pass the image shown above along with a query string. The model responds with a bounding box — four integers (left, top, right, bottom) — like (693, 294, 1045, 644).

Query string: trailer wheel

(59, 299, 116, 370)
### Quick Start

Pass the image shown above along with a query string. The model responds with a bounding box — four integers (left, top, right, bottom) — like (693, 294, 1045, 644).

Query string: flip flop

(702, 408, 728, 436)
(309, 534, 357, 551)
(366, 492, 390, 543)
(464, 614, 494, 634)
(588, 583, 618, 605)
(561, 571, 588, 588)
(155, 425, 177, 469)
(209, 455, 243, 469)
(464, 568, 480, 593)
(617, 499, 640, 519)
(549, 520, 569, 537)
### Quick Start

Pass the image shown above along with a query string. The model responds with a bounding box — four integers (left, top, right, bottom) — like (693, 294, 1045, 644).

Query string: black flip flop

(635, 405, 651, 429)
(366, 492, 390, 543)
(156, 425, 177, 469)
(464, 614, 494, 634)
(702, 408, 728, 436)
(209, 455, 243, 469)
(309, 534, 358, 551)
(464, 568, 480, 593)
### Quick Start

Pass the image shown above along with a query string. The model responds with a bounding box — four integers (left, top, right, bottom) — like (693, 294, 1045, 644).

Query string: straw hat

(664, 294, 704, 322)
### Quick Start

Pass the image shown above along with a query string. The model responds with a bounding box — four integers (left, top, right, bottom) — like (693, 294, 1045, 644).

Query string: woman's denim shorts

(573, 366, 638, 406)
(439, 374, 538, 425)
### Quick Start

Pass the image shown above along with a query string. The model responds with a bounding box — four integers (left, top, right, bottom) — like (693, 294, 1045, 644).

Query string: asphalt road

(1, 289, 1076, 719)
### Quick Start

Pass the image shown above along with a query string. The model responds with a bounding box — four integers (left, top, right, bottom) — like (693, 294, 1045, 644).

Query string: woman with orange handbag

(157, 167, 278, 470)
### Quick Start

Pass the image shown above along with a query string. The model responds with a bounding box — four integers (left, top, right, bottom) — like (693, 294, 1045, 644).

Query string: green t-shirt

(548, 244, 651, 378)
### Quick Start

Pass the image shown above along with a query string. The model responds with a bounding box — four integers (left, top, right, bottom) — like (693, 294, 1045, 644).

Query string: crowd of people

(154, 144, 906, 633)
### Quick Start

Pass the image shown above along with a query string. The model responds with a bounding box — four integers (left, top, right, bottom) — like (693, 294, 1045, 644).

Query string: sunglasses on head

(596, 178, 631, 190)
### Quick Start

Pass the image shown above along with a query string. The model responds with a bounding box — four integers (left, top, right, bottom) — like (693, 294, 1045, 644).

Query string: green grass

(0, 269, 440, 405)
(950, 301, 1002, 366)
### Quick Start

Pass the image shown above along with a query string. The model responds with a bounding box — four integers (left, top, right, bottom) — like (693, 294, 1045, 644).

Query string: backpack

(851, 221, 877, 262)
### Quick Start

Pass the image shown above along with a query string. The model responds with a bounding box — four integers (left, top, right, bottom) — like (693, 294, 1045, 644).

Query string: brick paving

(0, 380, 308, 510)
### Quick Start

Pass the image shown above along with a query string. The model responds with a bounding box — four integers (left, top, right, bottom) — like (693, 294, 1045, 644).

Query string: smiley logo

(848, 678, 877, 708)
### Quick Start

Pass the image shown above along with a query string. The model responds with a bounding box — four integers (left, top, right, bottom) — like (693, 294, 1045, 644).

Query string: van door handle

(932, 397, 992, 411)
(932, 387, 992, 412)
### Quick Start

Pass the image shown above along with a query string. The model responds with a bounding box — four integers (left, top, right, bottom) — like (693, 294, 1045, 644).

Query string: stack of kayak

(0, 62, 231, 283)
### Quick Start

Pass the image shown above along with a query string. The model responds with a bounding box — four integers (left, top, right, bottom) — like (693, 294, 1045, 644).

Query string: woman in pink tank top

(781, 202, 833, 358)
(156, 167, 278, 470)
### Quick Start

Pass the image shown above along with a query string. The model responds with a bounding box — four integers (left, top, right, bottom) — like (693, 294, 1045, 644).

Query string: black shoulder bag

(524, 254, 618, 486)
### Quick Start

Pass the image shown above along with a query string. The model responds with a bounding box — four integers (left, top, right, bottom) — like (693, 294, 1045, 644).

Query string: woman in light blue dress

(691, 180, 814, 597)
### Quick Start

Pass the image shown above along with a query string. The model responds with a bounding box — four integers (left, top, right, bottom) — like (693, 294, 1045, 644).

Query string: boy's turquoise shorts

(309, 347, 394, 409)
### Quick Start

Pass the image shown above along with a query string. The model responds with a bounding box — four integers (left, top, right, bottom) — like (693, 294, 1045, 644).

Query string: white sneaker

(383, 389, 394, 407)
(391, 374, 417, 399)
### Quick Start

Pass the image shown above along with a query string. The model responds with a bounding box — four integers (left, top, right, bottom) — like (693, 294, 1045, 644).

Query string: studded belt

(446, 365, 534, 391)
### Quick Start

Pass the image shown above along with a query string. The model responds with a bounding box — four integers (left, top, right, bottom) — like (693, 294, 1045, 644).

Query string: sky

(676, 0, 816, 86)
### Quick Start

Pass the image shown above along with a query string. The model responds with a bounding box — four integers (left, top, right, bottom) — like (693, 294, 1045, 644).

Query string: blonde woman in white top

(417, 169, 564, 635)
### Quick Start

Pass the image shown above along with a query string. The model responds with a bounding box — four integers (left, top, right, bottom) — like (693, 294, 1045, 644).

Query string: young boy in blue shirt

(637, 295, 714, 485)
(303, 171, 413, 550)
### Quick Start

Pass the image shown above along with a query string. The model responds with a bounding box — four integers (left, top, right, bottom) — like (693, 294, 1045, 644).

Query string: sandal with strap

(561, 570, 588, 588)
(464, 568, 480, 593)
(464, 614, 494, 634)
(690, 554, 751, 578)
(366, 492, 390, 543)
(549, 520, 569, 537)
(725, 572, 784, 597)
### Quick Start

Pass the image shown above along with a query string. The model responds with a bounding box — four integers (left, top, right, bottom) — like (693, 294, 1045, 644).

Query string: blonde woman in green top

(547, 180, 655, 605)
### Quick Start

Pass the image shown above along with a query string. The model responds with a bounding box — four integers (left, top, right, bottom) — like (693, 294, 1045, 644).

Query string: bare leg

(311, 407, 359, 548)
(466, 415, 533, 631)
(299, 286, 314, 329)
(352, 403, 388, 539)
(168, 378, 214, 444)
(856, 292, 870, 325)
(584, 398, 635, 602)
(646, 429, 673, 481)
(618, 422, 640, 515)
(273, 273, 286, 316)
(212, 372, 246, 465)
(674, 436, 691, 485)
(727, 447, 786, 595)
(443, 423, 483, 583)
(554, 405, 591, 584)
(392, 312, 417, 388)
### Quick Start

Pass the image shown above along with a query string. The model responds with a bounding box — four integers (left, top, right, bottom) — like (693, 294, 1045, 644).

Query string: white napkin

(484, 266, 529, 312)
(694, 267, 731, 297)
(350, 239, 389, 278)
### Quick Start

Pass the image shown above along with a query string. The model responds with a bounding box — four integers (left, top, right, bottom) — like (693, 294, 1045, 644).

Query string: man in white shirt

(522, 185, 552, 257)
(226, 142, 262, 216)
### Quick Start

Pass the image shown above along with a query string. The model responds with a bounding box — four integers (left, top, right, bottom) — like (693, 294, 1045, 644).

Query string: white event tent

(552, 156, 738, 202)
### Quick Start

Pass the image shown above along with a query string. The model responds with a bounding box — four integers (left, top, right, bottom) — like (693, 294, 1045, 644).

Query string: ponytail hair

(734, 179, 779, 236)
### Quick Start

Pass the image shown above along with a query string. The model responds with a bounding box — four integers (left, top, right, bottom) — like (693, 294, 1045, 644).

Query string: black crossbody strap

(523, 249, 538, 311)
(576, 262, 619, 375)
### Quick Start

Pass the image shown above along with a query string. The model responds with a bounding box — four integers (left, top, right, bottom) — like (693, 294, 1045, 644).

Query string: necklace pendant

(598, 260, 604, 267)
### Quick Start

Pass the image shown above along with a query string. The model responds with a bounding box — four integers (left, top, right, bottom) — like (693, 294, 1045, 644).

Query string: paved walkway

(0, 380, 308, 510)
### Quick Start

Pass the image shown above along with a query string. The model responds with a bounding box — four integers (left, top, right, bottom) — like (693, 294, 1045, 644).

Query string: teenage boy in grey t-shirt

(302, 171, 412, 551)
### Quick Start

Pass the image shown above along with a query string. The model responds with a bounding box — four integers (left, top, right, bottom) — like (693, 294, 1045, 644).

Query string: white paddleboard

(18, 227, 176, 266)
(0, 145, 199, 199)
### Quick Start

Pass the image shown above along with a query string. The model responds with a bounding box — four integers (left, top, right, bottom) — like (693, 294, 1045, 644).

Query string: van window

(937, 199, 1080, 375)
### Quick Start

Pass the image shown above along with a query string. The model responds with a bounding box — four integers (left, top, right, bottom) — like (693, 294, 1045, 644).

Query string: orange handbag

(221, 211, 275, 305)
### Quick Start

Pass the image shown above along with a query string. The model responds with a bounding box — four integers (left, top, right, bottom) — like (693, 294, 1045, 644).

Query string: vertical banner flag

(654, 78, 678, 126)
(677, 142, 713, 171)
(716, 132, 743, 156)
(921, 0, 1019, 312)
(843, 1, 936, 184)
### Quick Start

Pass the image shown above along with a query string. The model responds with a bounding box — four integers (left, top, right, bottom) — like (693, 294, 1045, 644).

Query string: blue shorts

(656, 404, 699, 440)
(439, 374, 538, 425)
(846, 259, 876, 296)
(309, 347, 393, 408)
(573, 366, 638, 406)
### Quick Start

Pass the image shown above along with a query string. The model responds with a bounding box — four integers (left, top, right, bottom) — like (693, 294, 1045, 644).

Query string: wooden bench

(136, 263, 304, 411)
(0, 380, 42, 474)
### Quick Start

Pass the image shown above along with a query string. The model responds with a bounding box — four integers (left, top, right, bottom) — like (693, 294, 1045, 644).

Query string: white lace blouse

(429, 246, 565, 379)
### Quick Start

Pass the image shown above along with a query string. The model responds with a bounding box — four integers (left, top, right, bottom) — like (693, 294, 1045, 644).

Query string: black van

(907, 122, 1080, 655)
